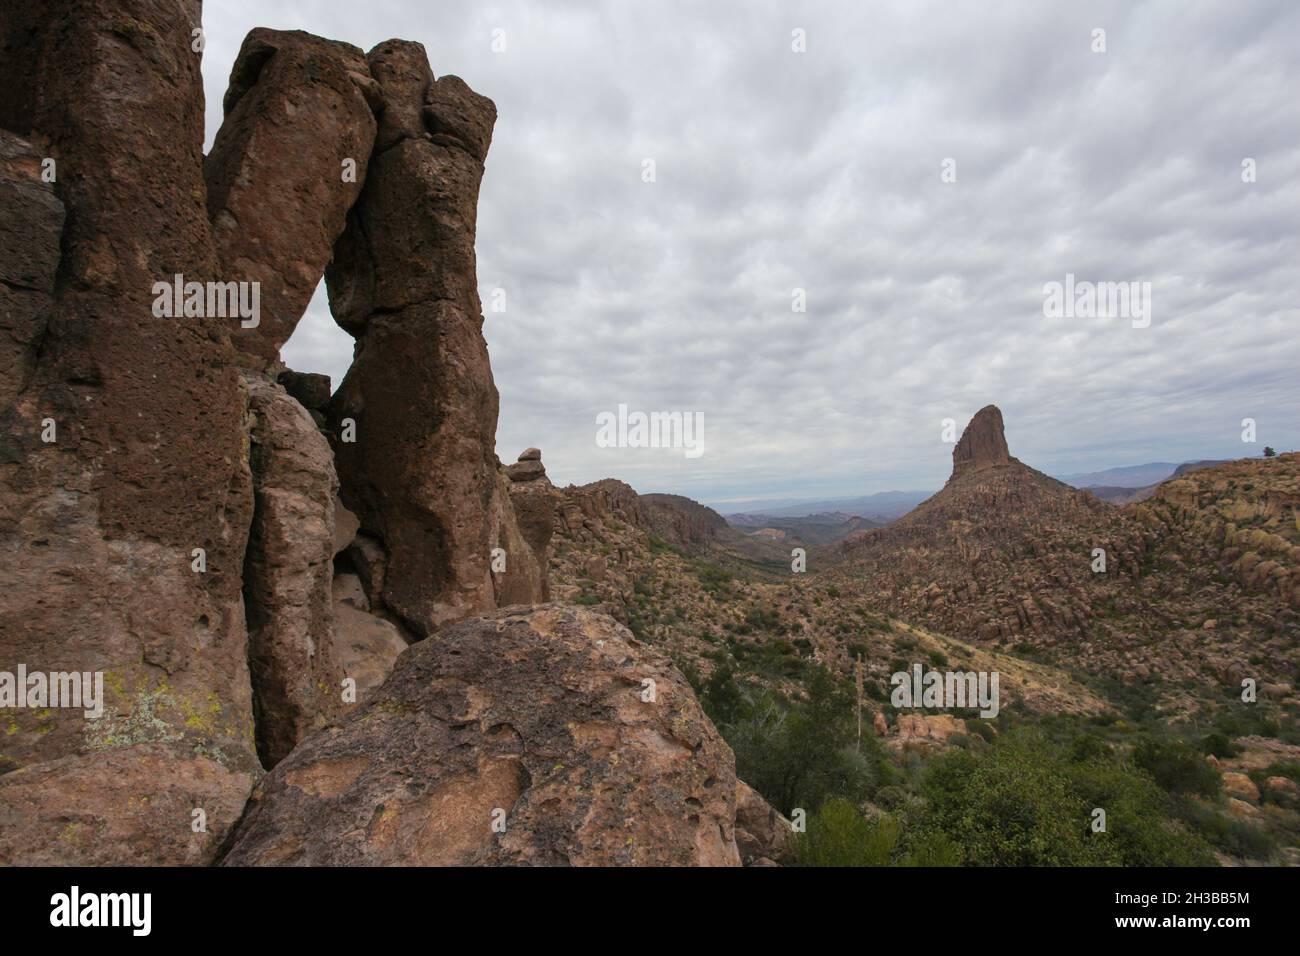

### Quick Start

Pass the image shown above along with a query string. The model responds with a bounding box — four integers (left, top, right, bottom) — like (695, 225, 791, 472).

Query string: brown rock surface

(1221, 771, 1261, 803)
(344, 532, 388, 609)
(735, 780, 790, 865)
(278, 369, 333, 412)
(0, 130, 62, 408)
(331, 572, 369, 611)
(490, 471, 551, 605)
(0, 1, 261, 859)
(892, 713, 967, 747)
(506, 458, 546, 482)
(0, 743, 254, 866)
(220, 605, 744, 866)
(326, 40, 501, 636)
(243, 375, 345, 767)
(333, 495, 360, 555)
(205, 29, 377, 367)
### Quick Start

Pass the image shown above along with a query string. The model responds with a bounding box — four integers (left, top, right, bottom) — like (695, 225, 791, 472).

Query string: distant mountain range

(1055, 462, 1180, 488)
(1073, 459, 1231, 504)
(719, 490, 933, 523)
(717, 459, 1239, 523)
(727, 511, 883, 546)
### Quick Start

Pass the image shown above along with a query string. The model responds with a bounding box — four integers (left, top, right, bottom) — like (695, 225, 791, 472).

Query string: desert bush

(1200, 731, 1241, 759)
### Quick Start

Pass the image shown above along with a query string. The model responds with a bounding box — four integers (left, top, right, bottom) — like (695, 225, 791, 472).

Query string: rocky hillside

(826, 406, 1142, 644)
(549, 473, 1113, 729)
(826, 407, 1300, 699)
(548, 416, 1300, 863)
(0, 4, 782, 867)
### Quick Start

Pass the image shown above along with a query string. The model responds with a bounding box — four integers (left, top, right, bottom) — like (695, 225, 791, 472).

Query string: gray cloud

(203, 0, 1300, 506)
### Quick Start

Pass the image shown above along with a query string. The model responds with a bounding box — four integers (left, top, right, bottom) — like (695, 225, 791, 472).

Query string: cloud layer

(202, 0, 1300, 506)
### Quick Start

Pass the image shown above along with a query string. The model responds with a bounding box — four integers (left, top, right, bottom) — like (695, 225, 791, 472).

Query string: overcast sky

(202, 0, 1300, 507)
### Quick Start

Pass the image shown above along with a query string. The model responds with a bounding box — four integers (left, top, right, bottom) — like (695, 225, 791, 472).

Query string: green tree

(727, 667, 885, 815)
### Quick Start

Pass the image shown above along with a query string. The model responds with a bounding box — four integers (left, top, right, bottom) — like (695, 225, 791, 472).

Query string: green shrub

(1132, 738, 1221, 797)
(700, 663, 744, 729)
(917, 730, 1214, 866)
(1178, 800, 1277, 861)
(900, 828, 963, 867)
(791, 799, 899, 867)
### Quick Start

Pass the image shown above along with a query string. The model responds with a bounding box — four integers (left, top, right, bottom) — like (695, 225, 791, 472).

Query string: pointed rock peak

(951, 404, 1011, 479)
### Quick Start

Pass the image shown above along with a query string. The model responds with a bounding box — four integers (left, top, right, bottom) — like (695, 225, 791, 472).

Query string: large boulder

(205, 29, 377, 367)
(734, 780, 791, 865)
(330, 602, 409, 703)
(490, 463, 555, 606)
(326, 40, 500, 636)
(220, 605, 744, 866)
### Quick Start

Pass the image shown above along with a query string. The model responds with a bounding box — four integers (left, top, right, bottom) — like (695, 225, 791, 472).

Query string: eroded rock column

(326, 40, 502, 636)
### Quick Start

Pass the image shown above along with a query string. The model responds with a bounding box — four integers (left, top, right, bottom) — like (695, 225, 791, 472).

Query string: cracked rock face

(220, 605, 744, 866)
(326, 40, 502, 636)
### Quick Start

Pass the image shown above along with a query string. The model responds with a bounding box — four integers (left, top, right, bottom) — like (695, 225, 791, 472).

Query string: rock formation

(829, 405, 1143, 652)
(950, 404, 1012, 479)
(641, 492, 730, 549)
(221, 605, 745, 866)
(205, 29, 377, 367)
(491, 449, 556, 605)
(0, 131, 62, 409)
(325, 40, 506, 636)
(0, 3, 767, 868)
(829, 407, 1298, 689)
(243, 375, 344, 766)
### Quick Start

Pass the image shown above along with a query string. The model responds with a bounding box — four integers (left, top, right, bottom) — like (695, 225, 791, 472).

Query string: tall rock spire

(951, 404, 1012, 479)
